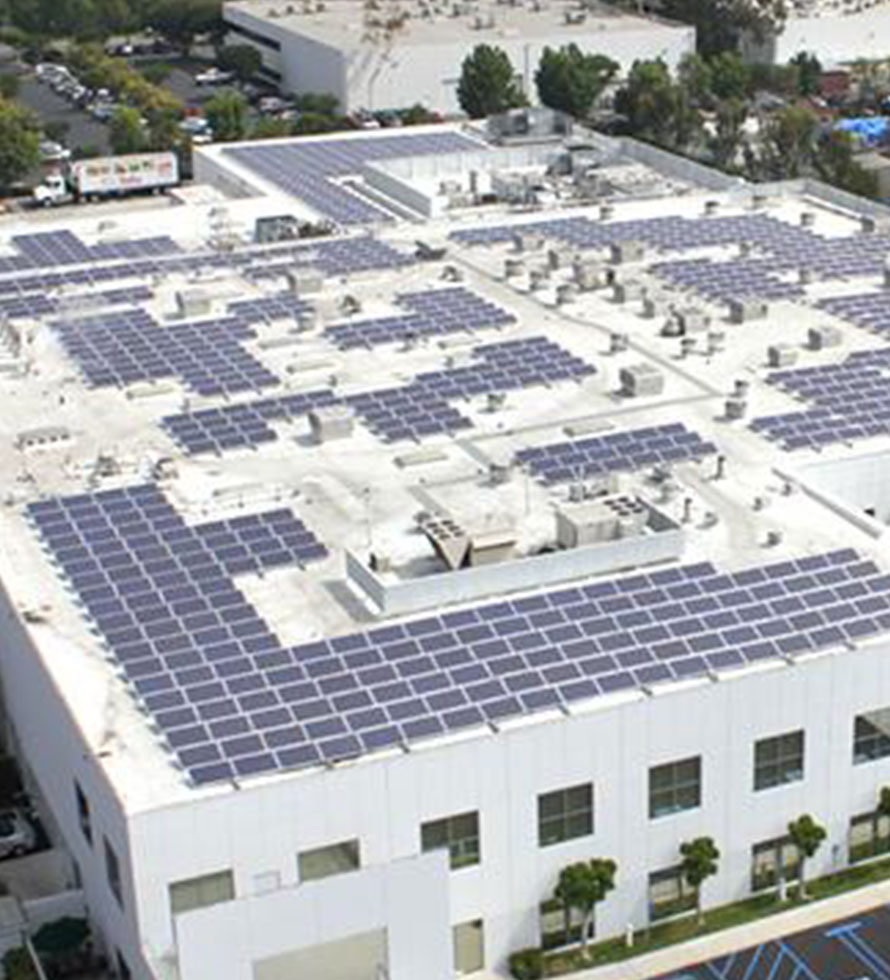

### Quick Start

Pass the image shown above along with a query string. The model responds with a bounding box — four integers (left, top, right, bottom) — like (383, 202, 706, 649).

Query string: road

(656, 904, 890, 980)
(14, 72, 110, 156)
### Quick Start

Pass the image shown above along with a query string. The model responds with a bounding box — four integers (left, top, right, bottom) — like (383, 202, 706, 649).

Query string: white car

(195, 68, 234, 86)
(39, 140, 71, 162)
(0, 810, 36, 859)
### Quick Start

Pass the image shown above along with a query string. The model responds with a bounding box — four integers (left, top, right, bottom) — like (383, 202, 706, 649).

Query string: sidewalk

(563, 878, 890, 980)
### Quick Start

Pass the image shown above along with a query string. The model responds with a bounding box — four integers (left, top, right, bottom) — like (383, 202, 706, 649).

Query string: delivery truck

(33, 151, 179, 206)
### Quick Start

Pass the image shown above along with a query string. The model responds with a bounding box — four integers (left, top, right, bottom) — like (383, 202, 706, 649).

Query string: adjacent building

(222, 0, 695, 113)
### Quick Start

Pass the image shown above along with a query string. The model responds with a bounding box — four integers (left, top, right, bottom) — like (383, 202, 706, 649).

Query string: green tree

(217, 44, 262, 86)
(293, 92, 339, 115)
(141, 62, 173, 86)
(534, 44, 618, 119)
(204, 88, 248, 141)
(709, 51, 749, 101)
(879, 785, 890, 821)
(678, 52, 713, 106)
(760, 105, 818, 178)
(0, 74, 19, 100)
(709, 97, 748, 169)
(109, 105, 147, 154)
(457, 44, 525, 119)
(791, 50, 822, 96)
(252, 115, 292, 139)
(658, 0, 785, 57)
(615, 59, 702, 151)
(679, 837, 720, 924)
(814, 129, 879, 198)
(553, 859, 617, 957)
(0, 98, 40, 189)
(787, 814, 826, 898)
(147, 0, 222, 54)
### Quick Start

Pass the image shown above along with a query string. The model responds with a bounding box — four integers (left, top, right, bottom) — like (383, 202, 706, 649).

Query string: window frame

(750, 836, 800, 892)
(648, 756, 701, 819)
(853, 707, 890, 764)
(74, 780, 92, 846)
(104, 837, 123, 909)
(648, 865, 696, 922)
(537, 783, 594, 847)
(753, 730, 805, 791)
(169, 869, 236, 916)
(297, 838, 361, 883)
(849, 811, 890, 864)
(420, 810, 480, 870)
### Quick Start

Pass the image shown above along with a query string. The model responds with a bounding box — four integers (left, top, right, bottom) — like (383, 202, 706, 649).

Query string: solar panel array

(26, 484, 331, 784)
(325, 286, 515, 349)
(52, 307, 278, 397)
(25, 488, 890, 784)
(0, 236, 411, 302)
(516, 423, 718, 485)
(451, 213, 890, 302)
(163, 335, 596, 452)
(0, 284, 153, 321)
(0, 231, 179, 275)
(163, 389, 340, 455)
(817, 291, 890, 337)
(224, 132, 484, 224)
(750, 347, 890, 450)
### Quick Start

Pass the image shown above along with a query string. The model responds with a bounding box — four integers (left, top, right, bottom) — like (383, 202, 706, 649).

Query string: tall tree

(759, 105, 818, 178)
(709, 51, 749, 101)
(147, 0, 222, 54)
(791, 51, 822, 96)
(217, 44, 263, 87)
(109, 105, 147, 155)
(554, 859, 617, 957)
(0, 98, 40, 190)
(204, 88, 248, 142)
(534, 44, 617, 119)
(787, 814, 826, 898)
(457, 44, 525, 119)
(679, 837, 720, 925)
(814, 129, 878, 198)
(678, 52, 713, 106)
(615, 59, 701, 151)
(709, 97, 748, 168)
(658, 0, 786, 57)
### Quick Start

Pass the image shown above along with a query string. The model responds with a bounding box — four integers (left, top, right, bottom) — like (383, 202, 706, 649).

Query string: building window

(854, 707, 890, 763)
(421, 811, 480, 869)
(648, 866, 696, 922)
(104, 838, 123, 908)
(751, 837, 800, 891)
(225, 20, 282, 51)
(849, 812, 890, 864)
(649, 757, 701, 819)
(754, 730, 805, 791)
(453, 919, 484, 974)
(74, 781, 92, 845)
(539, 898, 586, 950)
(538, 783, 593, 847)
(169, 870, 235, 916)
(297, 839, 360, 883)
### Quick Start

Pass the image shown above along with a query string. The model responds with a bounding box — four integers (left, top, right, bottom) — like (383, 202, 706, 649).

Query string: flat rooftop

(224, 0, 687, 47)
(4, 128, 890, 810)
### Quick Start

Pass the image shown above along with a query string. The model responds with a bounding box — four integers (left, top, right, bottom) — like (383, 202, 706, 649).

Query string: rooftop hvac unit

(419, 514, 470, 570)
(619, 363, 664, 397)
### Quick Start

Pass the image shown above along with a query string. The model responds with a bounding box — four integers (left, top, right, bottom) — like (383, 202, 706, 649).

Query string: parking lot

(657, 904, 890, 980)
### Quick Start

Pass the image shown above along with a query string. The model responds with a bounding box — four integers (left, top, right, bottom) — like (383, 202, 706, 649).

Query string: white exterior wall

(745, 7, 890, 64)
(110, 638, 890, 979)
(223, 8, 694, 113)
(0, 582, 151, 980)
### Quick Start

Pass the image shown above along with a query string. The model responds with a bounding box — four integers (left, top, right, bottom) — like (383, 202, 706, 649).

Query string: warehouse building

(222, 0, 695, 114)
(2, 125, 890, 980)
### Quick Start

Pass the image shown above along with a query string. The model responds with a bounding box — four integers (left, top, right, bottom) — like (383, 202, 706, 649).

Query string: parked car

(259, 96, 289, 114)
(0, 809, 36, 859)
(195, 67, 235, 86)
(39, 140, 71, 162)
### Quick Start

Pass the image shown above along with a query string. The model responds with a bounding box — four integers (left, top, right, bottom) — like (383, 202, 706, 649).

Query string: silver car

(0, 810, 36, 859)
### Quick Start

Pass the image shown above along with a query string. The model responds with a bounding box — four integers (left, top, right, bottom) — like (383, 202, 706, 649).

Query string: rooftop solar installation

(51, 307, 279, 397)
(223, 132, 485, 224)
(325, 286, 515, 349)
(750, 347, 890, 450)
(25, 485, 890, 785)
(0, 231, 180, 276)
(516, 423, 718, 485)
(162, 335, 596, 453)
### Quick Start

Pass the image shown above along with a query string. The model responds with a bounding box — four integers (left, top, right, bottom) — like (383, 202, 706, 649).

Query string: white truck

(33, 151, 179, 206)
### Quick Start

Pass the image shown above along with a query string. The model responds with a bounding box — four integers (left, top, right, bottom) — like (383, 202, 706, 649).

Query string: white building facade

(222, 1, 695, 114)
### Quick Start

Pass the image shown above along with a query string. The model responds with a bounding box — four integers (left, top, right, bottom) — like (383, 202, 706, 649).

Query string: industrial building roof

(4, 125, 890, 809)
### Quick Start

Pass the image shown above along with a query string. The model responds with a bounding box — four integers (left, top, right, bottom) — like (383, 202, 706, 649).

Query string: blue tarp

(835, 116, 890, 147)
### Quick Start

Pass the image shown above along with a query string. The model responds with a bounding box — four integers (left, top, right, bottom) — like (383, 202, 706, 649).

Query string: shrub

(2, 947, 38, 980)
(509, 947, 543, 980)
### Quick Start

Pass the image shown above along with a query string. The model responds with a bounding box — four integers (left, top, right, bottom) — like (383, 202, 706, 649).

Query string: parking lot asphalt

(15, 72, 110, 155)
(656, 904, 890, 980)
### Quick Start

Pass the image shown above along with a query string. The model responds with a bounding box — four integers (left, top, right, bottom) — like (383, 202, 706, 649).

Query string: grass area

(539, 857, 890, 977)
